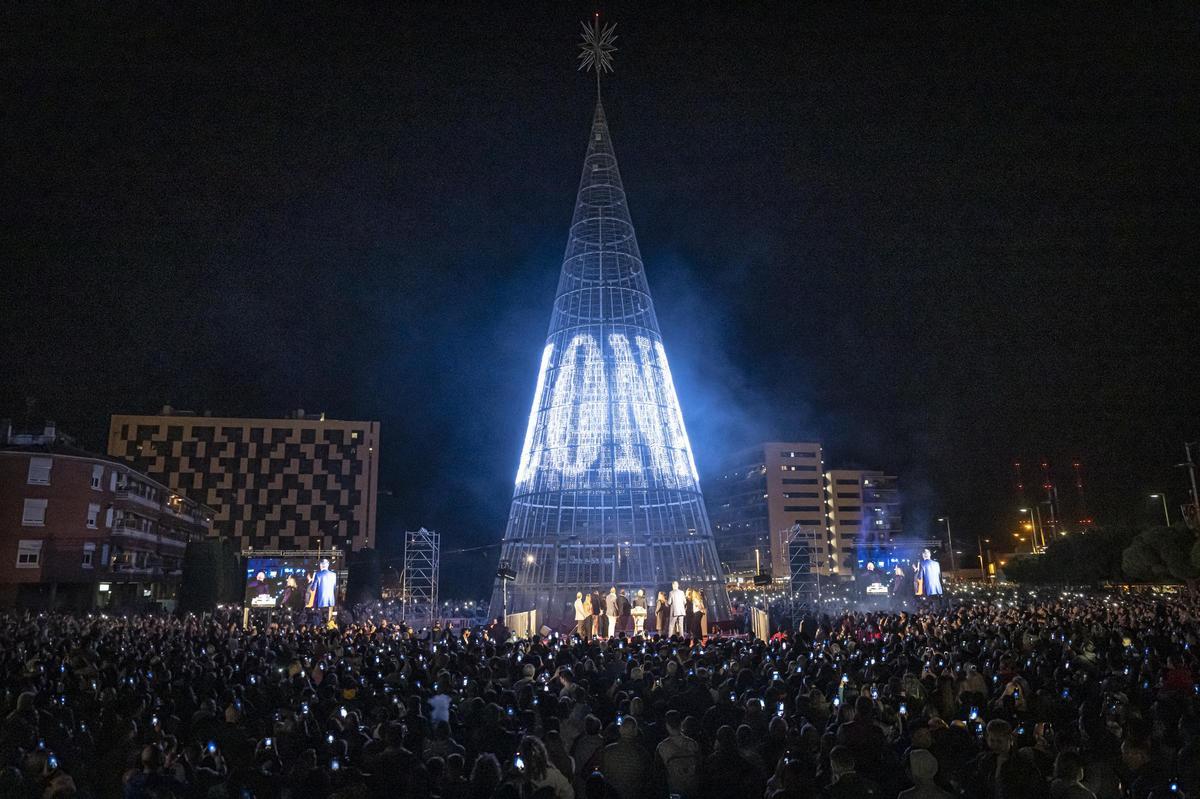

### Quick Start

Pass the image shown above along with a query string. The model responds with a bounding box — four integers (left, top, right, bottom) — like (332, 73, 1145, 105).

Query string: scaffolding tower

(786, 524, 822, 629)
(401, 528, 440, 628)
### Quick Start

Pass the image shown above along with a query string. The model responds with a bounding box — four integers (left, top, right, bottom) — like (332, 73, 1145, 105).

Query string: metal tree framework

(401, 528, 440, 627)
(490, 21, 731, 626)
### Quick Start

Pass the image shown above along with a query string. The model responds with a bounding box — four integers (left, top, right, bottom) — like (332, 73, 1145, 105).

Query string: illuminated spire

(492, 23, 730, 625)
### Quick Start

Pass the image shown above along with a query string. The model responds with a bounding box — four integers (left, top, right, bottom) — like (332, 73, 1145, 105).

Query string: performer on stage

(668, 581, 687, 636)
(632, 589, 648, 635)
(590, 588, 602, 637)
(604, 587, 619, 637)
(307, 557, 338, 628)
(574, 592, 588, 638)
(857, 561, 877, 596)
(280, 575, 305, 612)
(617, 588, 631, 634)
(890, 564, 910, 610)
(654, 591, 669, 636)
(691, 589, 707, 638)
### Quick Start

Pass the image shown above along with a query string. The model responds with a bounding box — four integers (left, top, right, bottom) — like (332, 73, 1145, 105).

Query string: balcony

(114, 489, 160, 511)
(163, 501, 203, 524)
(112, 521, 189, 549)
(112, 523, 159, 545)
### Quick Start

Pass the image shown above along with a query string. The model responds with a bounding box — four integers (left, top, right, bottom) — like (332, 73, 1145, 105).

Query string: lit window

(22, 499, 47, 527)
(82, 543, 95, 569)
(16, 540, 42, 568)
(27, 457, 52, 485)
(87, 503, 100, 529)
(91, 464, 104, 490)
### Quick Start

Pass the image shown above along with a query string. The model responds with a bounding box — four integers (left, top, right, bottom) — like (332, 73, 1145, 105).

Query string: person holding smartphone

(515, 736, 573, 799)
(123, 743, 190, 799)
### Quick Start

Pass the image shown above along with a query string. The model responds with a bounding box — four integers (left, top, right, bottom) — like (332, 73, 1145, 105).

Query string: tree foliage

(1003, 525, 1137, 585)
(178, 538, 243, 613)
(1121, 525, 1200, 587)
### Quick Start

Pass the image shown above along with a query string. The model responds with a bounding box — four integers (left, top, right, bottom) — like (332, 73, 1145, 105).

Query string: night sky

(3, 5, 1198, 595)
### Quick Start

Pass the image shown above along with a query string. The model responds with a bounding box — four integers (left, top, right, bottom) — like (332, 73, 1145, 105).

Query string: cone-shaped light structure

(490, 96, 731, 628)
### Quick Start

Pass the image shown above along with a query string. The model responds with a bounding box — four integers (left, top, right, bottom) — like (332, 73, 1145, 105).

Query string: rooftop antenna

(578, 12, 617, 100)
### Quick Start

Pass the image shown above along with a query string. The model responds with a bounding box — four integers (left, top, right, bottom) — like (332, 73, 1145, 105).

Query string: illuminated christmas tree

(491, 18, 730, 626)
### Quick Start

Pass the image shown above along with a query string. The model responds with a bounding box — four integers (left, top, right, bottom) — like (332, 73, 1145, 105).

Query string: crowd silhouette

(0, 586, 1197, 799)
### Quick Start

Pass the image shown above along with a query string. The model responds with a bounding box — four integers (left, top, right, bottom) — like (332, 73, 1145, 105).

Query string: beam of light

(514, 343, 554, 486)
(653, 339, 700, 482)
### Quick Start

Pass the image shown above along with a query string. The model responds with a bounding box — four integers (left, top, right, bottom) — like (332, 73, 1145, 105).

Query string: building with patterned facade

(107, 408, 379, 553)
(0, 422, 214, 609)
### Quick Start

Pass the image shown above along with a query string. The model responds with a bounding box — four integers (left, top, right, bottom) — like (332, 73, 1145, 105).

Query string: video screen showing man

(307, 557, 337, 609)
(243, 558, 324, 610)
(915, 548, 943, 600)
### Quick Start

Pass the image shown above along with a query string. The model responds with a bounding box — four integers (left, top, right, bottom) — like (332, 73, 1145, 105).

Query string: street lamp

(977, 536, 992, 580)
(1149, 494, 1171, 527)
(1018, 508, 1042, 553)
(936, 517, 957, 574)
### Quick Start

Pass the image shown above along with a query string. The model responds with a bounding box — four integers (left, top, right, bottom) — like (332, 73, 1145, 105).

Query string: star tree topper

(578, 13, 617, 95)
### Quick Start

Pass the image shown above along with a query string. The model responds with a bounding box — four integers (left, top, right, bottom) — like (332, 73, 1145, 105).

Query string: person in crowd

(966, 718, 1046, 799)
(898, 749, 951, 799)
(600, 716, 650, 799)
(123, 743, 188, 799)
(467, 753, 502, 799)
(700, 725, 755, 799)
(518, 734, 574, 799)
(1050, 750, 1096, 799)
(825, 744, 880, 798)
(654, 709, 700, 799)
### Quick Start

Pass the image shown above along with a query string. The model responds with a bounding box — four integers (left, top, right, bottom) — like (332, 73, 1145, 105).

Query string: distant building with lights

(107, 407, 379, 553)
(707, 442, 826, 581)
(0, 421, 213, 609)
(827, 469, 902, 572)
(708, 443, 902, 582)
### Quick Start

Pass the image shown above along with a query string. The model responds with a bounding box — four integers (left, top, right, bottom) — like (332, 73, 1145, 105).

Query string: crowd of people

(1, 586, 1198, 799)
